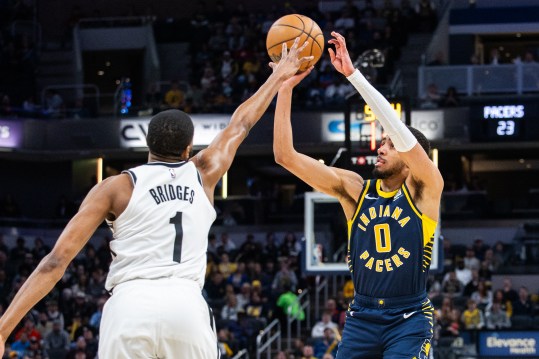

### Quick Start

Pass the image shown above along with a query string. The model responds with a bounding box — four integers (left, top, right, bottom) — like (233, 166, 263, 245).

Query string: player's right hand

(328, 31, 356, 77)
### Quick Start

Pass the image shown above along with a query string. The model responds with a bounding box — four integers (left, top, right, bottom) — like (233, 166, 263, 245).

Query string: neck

(379, 175, 405, 192)
(148, 152, 185, 163)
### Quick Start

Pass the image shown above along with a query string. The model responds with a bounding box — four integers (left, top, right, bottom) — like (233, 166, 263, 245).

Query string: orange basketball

(266, 14, 324, 72)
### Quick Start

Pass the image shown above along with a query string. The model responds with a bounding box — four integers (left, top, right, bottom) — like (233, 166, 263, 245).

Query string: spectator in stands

(489, 48, 501, 65)
(14, 317, 41, 342)
(461, 299, 484, 330)
(419, 83, 441, 109)
(489, 289, 513, 318)
(512, 286, 533, 317)
(10, 332, 30, 358)
(237, 234, 261, 263)
(463, 269, 479, 297)
(218, 253, 237, 278)
(311, 311, 339, 338)
(502, 278, 519, 303)
(280, 232, 301, 257)
(205, 271, 227, 310)
(43, 90, 65, 118)
(442, 271, 463, 298)
(300, 344, 317, 359)
(272, 258, 298, 294)
(221, 293, 243, 326)
(219, 233, 237, 255)
(20, 95, 38, 117)
(313, 327, 339, 358)
(471, 279, 492, 312)
(231, 276, 251, 306)
(485, 301, 511, 330)
(454, 259, 472, 286)
(439, 86, 460, 107)
(262, 233, 280, 263)
(463, 247, 480, 271)
(163, 81, 185, 110)
(492, 242, 508, 268)
(275, 281, 304, 325)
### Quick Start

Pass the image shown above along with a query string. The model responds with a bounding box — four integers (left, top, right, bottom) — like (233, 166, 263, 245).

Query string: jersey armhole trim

(122, 170, 137, 185)
(349, 179, 370, 226)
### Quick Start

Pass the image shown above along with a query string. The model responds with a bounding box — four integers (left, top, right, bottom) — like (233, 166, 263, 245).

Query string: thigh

(335, 310, 383, 359)
(98, 283, 157, 358)
(157, 279, 218, 359)
(383, 309, 433, 359)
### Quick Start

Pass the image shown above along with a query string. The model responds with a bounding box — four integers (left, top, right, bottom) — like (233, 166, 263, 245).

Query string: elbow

(38, 253, 67, 282)
(274, 147, 291, 166)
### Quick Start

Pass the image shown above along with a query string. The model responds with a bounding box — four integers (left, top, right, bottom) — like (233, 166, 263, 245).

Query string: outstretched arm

(329, 31, 443, 218)
(273, 68, 363, 220)
(0, 176, 125, 355)
(192, 38, 313, 202)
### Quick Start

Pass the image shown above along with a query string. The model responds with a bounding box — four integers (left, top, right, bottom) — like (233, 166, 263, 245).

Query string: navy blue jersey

(347, 179, 437, 298)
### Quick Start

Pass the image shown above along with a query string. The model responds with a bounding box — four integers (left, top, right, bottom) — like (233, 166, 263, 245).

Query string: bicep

(280, 151, 363, 203)
(400, 144, 444, 192)
(194, 123, 247, 188)
(50, 183, 112, 264)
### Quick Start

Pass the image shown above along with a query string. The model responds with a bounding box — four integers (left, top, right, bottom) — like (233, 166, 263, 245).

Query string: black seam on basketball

(294, 14, 306, 31)
(267, 24, 323, 51)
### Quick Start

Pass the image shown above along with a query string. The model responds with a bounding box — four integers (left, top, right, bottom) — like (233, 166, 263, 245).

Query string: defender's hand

(328, 31, 356, 77)
(269, 37, 314, 80)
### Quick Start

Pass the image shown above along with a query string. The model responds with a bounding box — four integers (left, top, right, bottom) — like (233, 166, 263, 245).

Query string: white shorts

(99, 277, 218, 359)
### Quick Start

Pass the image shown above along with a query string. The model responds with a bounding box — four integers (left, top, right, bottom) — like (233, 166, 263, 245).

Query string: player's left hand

(269, 37, 314, 79)
(279, 66, 314, 90)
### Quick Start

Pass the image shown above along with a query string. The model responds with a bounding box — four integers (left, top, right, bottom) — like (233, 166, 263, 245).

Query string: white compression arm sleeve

(347, 69, 417, 152)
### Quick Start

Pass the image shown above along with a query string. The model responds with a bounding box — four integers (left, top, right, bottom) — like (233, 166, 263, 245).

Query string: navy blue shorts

(336, 292, 434, 359)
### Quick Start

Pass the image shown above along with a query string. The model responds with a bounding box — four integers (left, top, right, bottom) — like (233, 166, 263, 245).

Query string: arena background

(1, 0, 539, 358)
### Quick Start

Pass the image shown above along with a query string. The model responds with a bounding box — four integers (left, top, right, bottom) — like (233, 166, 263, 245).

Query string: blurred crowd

(1, 227, 539, 359)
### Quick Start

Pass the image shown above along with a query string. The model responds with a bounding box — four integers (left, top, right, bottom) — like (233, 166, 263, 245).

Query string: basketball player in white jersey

(0, 38, 313, 358)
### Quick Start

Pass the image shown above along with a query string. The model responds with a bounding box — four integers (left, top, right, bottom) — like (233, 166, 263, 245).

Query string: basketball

(266, 14, 325, 72)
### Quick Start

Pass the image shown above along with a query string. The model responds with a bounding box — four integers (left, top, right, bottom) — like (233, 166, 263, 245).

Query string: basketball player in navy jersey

(273, 32, 443, 359)
(0, 38, 313, 358)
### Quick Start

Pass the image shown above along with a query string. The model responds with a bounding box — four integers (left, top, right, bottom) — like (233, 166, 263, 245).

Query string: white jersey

(105, 161, 216, 291)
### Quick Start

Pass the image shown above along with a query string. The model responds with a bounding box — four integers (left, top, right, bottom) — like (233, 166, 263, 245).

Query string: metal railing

(314, 276, 329, 320)
(286, 289, 310, 350)
(256, 319, 281, 359)
(418, 63, 539, 97)
(231, 349, 249, 359)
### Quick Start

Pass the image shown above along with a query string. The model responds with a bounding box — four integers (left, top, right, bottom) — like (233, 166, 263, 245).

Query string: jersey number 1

(170, 212, 183, 262)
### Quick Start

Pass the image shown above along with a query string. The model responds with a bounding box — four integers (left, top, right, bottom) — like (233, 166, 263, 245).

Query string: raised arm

(273, 68, 363, 220)
(0, 175, 128, 355)
(328, 31, 443, 218)
(191, 38, 313, 202)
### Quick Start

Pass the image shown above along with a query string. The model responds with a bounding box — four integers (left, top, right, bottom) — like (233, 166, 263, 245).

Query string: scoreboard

(469, 100, 539, 142)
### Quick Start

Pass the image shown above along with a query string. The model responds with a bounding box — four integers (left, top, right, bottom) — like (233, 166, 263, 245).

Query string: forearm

(0, 255, 64, 339)
(231, 71, 286, 132)
(274, 87, 296, 164)
(347, 69, 416, 152)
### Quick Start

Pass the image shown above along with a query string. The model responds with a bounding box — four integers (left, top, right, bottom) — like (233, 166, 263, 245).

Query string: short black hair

(406, 125, 430, 154)
(146, 109, 194, 158)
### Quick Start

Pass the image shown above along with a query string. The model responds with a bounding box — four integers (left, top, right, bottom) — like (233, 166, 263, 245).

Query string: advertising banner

(0, 119, 23, 148)
(120, 114, 231, 148)
(478, 331, 539, 357)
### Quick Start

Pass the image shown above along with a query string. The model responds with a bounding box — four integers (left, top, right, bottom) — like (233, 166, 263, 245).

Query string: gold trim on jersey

(402, 183, 438, 248)
(375, 179, 399, 198)
(348, 180, 371, 239)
